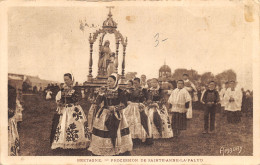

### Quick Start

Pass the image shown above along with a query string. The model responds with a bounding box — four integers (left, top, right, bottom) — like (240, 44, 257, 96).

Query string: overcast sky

(8, 5, 253, 90)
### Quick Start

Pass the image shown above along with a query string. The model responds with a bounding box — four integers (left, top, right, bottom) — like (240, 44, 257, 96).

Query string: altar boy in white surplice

(224, 81, 242, 124)
(168, 80, 191, 138)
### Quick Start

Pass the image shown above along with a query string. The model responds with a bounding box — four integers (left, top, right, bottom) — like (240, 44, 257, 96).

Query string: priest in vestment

(168, 80, 191, 137)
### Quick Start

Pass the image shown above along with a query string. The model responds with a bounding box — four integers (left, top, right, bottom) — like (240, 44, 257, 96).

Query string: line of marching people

(46, 72, 244, 156)
(9, 72, 245, 156)
(88, 75, 191, 155)
(49, 72, 197, 156)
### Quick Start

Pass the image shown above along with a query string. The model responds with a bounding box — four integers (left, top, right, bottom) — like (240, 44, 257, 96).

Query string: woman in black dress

(88, 73, 133, 156)
(51, 73, 90, 150)
(124, 78, 149, 143)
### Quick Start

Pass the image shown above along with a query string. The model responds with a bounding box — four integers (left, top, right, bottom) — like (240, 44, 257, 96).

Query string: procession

(7, 6, 253, 157)
(8, 71, 253, 156)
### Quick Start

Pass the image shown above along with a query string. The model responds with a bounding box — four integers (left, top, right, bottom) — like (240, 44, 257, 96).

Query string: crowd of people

(43, 84, 61, 100)
(8, 72, 253, 156)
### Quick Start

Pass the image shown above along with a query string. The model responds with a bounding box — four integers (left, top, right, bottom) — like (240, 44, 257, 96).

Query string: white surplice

(223, 88, 242, 111)
(184, 79, 196, 118)
(219, 88, 228, 107)
(168, 88, 191, 113)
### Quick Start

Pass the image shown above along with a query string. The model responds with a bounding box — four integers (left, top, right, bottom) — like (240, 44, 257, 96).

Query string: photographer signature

(220, 146, 242, 156)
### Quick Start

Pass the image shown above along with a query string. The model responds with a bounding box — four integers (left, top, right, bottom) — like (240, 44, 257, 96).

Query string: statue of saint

(98, 40, 111, 76)
(107, 52, 116, 76)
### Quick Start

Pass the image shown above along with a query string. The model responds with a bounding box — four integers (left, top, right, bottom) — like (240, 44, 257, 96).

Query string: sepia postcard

(0, 0, 260, 164)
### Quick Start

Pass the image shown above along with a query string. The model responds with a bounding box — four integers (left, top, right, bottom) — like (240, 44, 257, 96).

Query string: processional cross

(106, 6, 114, 15)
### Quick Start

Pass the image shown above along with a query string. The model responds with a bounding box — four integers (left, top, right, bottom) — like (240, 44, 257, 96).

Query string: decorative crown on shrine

(102, 10, 117, 30)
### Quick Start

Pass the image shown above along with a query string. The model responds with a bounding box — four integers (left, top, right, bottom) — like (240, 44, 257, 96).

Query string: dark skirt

(50, 113, 61, 145)
(171, 112, 187, 130)
(227, 111, 241, 123)
(88, 107, 133, 155)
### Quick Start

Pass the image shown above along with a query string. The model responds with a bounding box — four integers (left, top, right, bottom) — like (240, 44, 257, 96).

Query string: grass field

(18, 94, 253, 156)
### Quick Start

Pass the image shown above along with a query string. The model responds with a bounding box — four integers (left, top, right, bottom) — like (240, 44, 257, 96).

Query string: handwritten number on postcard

(154, 33, 168, 47)
(154, 33, 160, 47)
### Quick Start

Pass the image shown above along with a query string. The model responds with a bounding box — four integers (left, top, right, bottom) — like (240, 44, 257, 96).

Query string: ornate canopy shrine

(86, 7, 128, 86)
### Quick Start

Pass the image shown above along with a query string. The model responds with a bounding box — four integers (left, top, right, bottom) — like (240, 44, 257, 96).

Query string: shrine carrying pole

(88, 34, 93, 81)
(121, 37, 127, 83)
